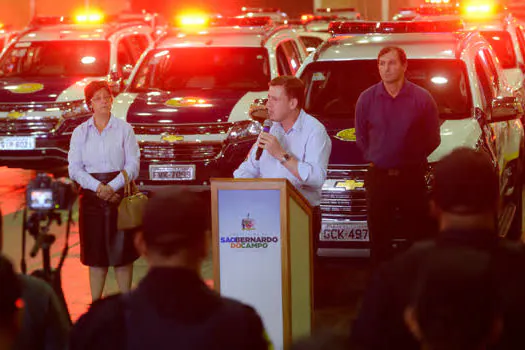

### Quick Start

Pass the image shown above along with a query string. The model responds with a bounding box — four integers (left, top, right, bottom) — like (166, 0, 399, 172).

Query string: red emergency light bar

(241, 7, 280, 13)
(210, 16, 273, 27)
(301, 14, 340, 24)
(418, 4, 459, 15)
(29, 16, 73, 27)
(316, 8, 357, 13)
(329, 19, 464, 35)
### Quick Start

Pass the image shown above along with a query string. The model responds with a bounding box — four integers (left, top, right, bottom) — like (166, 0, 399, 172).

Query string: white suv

(297, 20, 525, 257)
(112, 17, 307, 187)
(0, 15, 154, 171)
(464, 14, 525, 99)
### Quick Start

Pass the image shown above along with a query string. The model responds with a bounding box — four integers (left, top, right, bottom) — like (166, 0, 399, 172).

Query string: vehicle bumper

(0, 137, 69, 170)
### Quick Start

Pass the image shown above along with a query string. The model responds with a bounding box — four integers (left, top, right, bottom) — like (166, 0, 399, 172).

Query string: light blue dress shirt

(234, 110, 332, 206)
(68, 114, 140, 192)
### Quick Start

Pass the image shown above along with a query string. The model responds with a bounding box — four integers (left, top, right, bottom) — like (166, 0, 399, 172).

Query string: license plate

(319, 222, 369, 242)
(0, 136, 35, 150)
(149, 164, 196, 181)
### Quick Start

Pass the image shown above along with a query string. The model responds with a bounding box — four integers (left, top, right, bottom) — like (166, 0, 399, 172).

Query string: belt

(89, 171, 120, 183)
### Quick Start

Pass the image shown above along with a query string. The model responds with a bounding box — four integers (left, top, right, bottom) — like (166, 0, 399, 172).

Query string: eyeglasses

(91, 95, 113, 102)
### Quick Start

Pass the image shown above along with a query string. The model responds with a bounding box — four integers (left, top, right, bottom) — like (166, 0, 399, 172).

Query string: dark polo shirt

(355, 80, 440, 169)
(70, 267, 269, 350)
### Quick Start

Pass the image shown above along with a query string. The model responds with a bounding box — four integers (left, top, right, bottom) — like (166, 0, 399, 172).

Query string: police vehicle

(238, 7, 289, 23)
(297, 20, 525, 257)
(463, 13, 525, 100)
(0, 13, 154, 171)
(112, 16, 307, 188)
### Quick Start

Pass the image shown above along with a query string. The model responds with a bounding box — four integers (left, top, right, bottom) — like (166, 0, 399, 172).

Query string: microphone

(255, 119, 272, 161)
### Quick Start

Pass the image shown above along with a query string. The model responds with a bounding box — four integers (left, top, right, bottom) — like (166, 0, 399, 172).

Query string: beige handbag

(117, 170, 148, 230)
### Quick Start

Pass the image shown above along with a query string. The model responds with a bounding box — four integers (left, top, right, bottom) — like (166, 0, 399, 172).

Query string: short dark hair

(377, 46, 407, 65)
(433, 148, 499, 214)
(411, 249, 499, 350)
(84, 81, 111, 106)
(142, 189, 211, 257)
(269, 75, 306, 110)
(0, 255, 21, 328)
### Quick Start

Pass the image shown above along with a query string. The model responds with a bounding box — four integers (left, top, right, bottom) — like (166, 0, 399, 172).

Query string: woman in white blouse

(68, 81, 140, 301)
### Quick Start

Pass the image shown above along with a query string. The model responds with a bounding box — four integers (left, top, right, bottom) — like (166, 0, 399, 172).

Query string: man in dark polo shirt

(355, 46, 440, 265)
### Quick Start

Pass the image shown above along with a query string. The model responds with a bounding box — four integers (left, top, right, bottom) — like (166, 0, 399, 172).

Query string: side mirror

(490, 96, 522, 122)
(249, 98, 268, 123)
(122, 64, 133, 79)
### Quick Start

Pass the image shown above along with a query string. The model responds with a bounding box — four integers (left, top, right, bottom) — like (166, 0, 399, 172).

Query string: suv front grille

(321, 167, 368, 220)
(0, 118, 59, 135)
(133, 123, 232, 136)
(134, 123, 231, 162)
(141, 143, 223, 161)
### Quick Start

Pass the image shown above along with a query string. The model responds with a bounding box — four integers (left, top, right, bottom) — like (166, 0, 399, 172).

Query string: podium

(211, 178, 313, 350)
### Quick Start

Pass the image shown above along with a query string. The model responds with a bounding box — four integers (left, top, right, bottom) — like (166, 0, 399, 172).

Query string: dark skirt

(78, 171, 139, 267)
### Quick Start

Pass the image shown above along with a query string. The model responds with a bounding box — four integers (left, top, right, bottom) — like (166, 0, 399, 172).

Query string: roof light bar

(241, 7, 280, 13)
(210, 16, 273, 27)
(329, 19, 464, 35)
(300, 14, 340, 24)
(316, 8, 357, 13)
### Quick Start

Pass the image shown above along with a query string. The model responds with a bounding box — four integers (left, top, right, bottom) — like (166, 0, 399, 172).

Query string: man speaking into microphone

(234, 76, 332, 241)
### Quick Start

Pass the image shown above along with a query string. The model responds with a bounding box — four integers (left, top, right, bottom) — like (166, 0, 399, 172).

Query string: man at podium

(234, 75, 332, 238)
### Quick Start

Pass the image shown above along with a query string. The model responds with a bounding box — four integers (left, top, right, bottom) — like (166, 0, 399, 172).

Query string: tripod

(20, 205, 74, 325)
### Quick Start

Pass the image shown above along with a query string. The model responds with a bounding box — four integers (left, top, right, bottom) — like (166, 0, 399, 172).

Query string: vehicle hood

(113, 89, 267, 124)
(321, 116, 481, 166)
(0, 77, 80, 103)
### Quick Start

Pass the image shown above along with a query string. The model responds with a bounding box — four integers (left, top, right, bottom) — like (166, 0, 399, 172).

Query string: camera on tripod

(26, 173, 77, 212)
(21, 172, 78, 324)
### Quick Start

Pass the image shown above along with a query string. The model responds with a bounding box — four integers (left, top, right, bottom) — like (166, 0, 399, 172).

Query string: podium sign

(212, 179, 313, 350)
(218, 189, 284, 346)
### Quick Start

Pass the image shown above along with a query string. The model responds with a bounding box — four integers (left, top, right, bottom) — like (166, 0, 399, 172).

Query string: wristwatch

(280, 153, 291, 164)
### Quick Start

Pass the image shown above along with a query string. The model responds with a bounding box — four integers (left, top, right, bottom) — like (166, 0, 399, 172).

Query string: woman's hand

(96, 184, 115, 201)
(108, 193, 121, 204)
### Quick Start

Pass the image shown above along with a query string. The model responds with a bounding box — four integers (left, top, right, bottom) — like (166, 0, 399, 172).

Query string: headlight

(62, 100, 90, 119)
(57, 101, 91, 135)
(227, 120, 262, 140)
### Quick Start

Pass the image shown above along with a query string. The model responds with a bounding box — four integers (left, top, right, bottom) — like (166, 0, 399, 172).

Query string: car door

(475, 51, 502, 171)
(477, 48, 519, 185)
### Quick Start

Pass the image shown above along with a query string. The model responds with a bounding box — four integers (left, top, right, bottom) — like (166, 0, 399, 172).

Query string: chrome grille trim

(140, 143, 223, 161)
(0, 117, 59, 135)
(322, 166, 368, 219)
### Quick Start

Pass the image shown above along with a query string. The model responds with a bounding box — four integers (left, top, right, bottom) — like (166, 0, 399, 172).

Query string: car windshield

(301, 58, 471, 120)
(0, 40, 110, 78)
(480, 31, 517, 69)
(129, 47, 271, 92)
